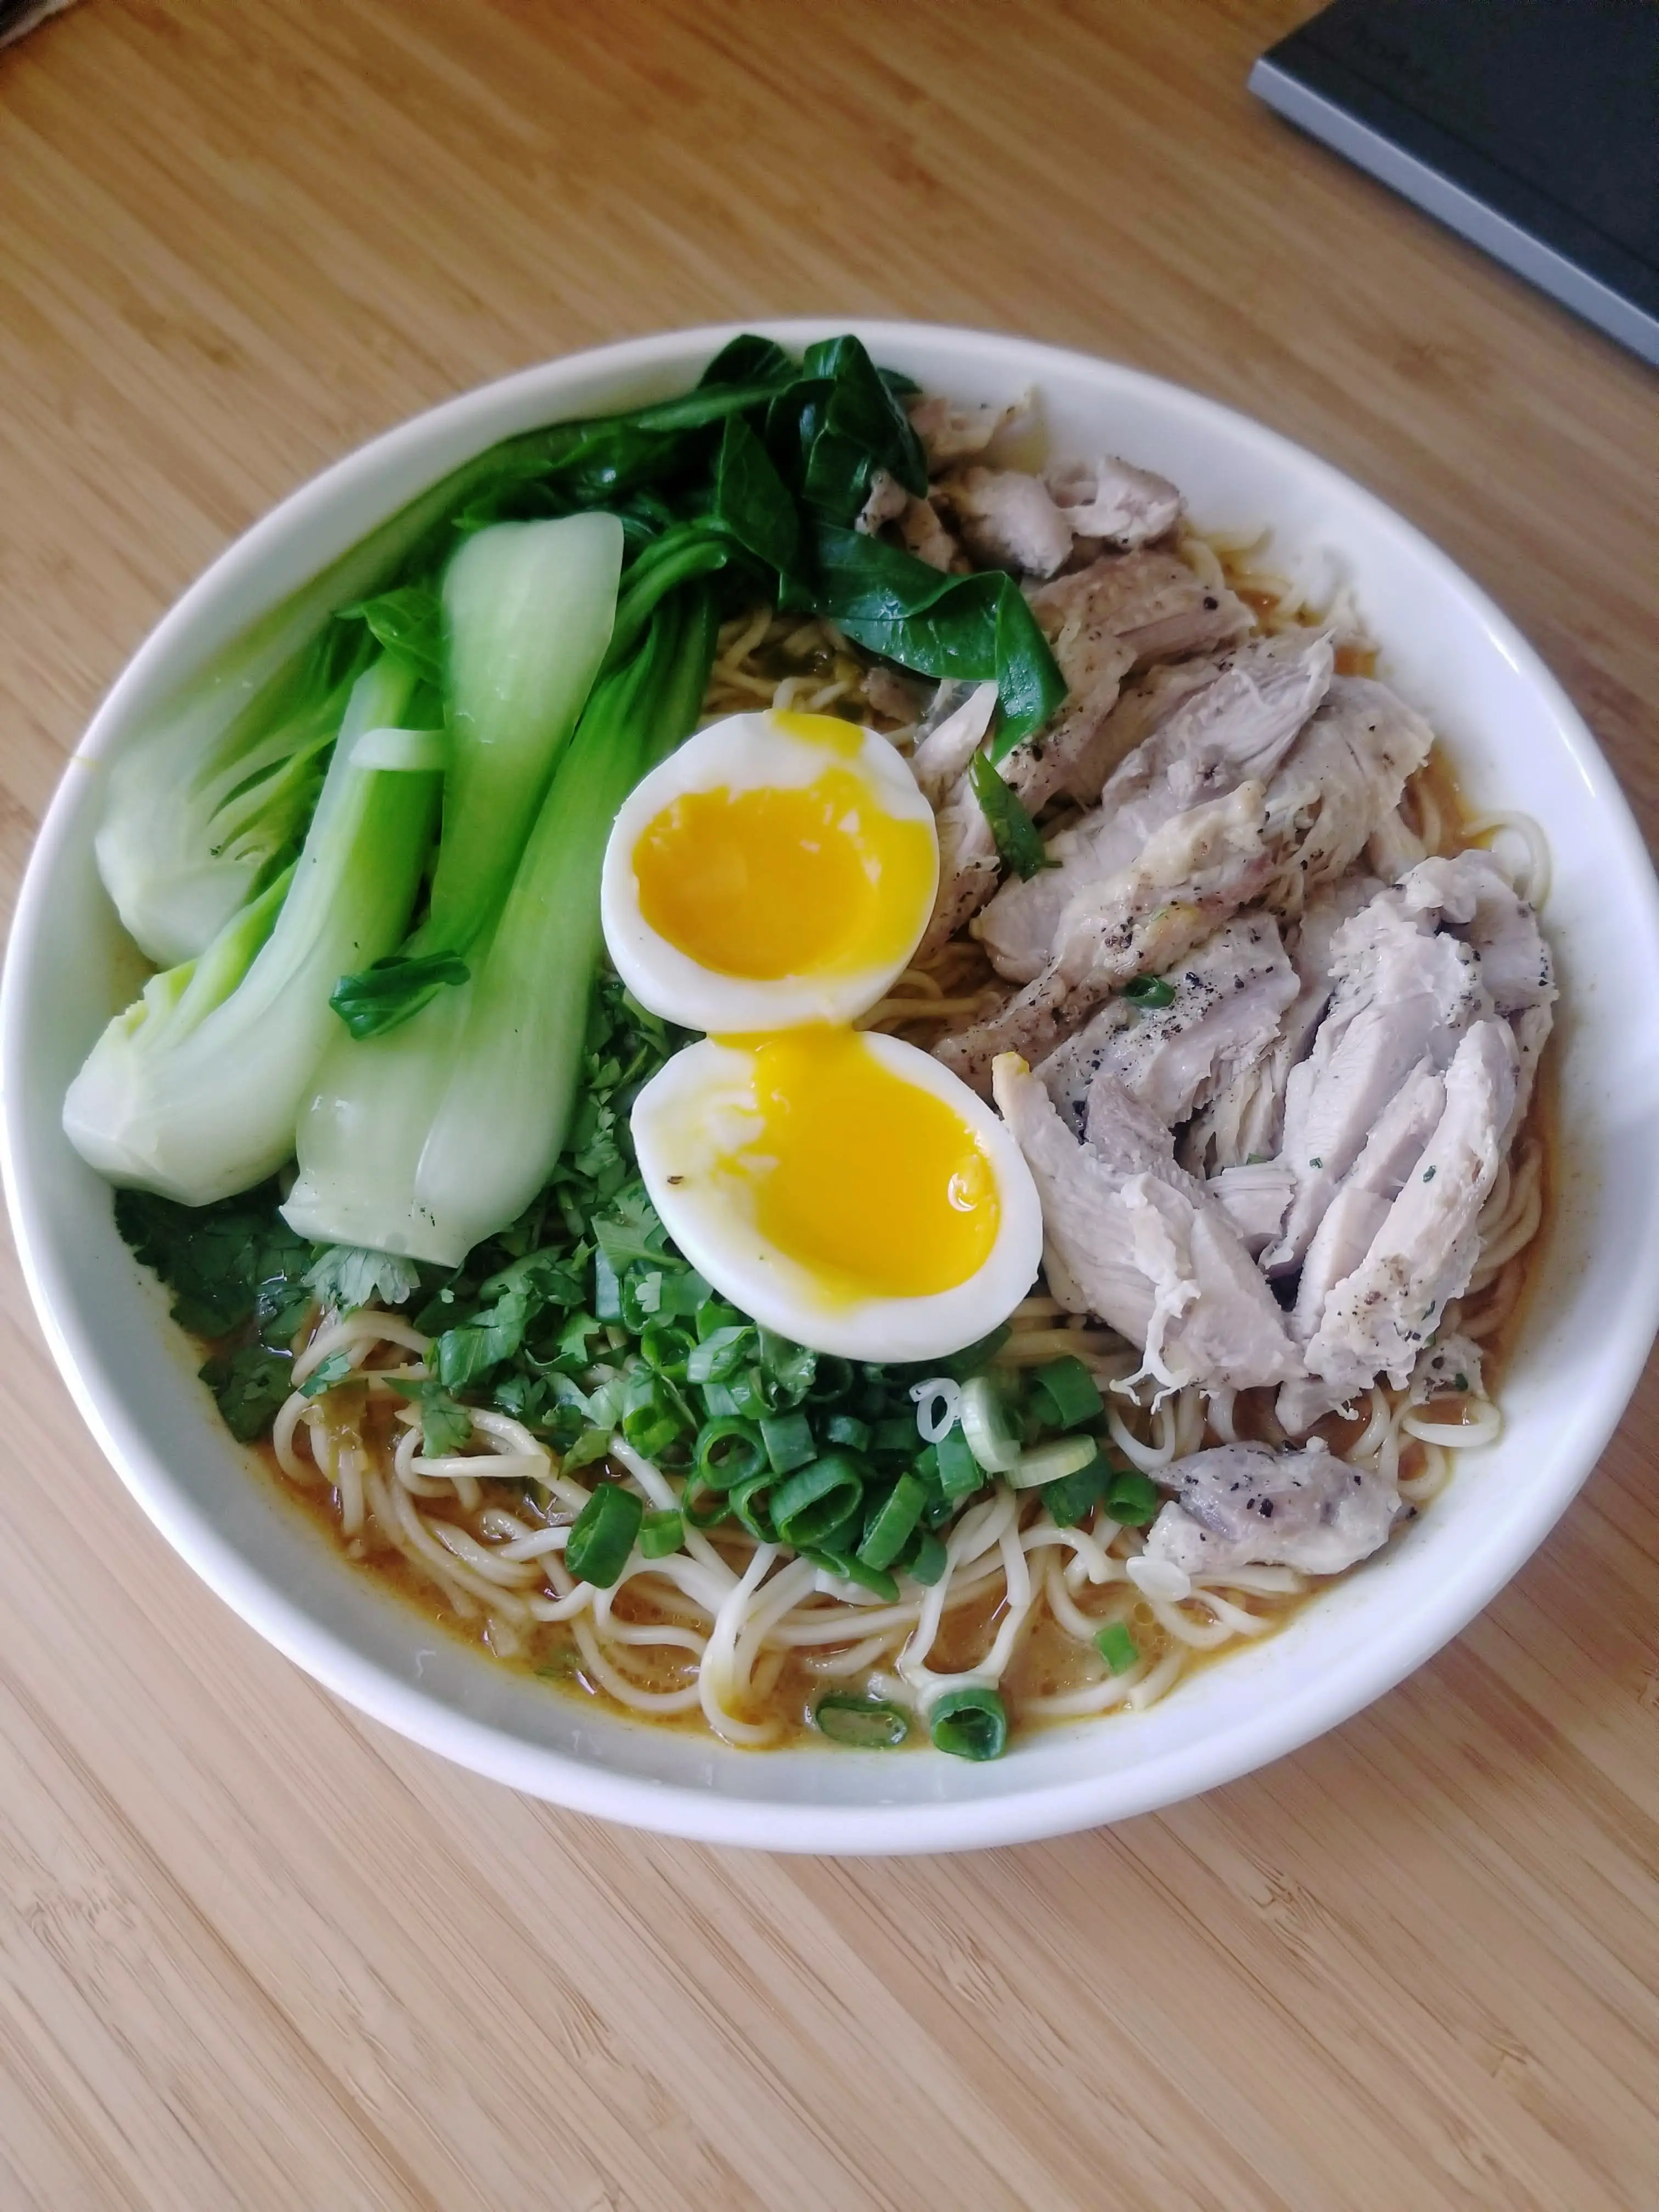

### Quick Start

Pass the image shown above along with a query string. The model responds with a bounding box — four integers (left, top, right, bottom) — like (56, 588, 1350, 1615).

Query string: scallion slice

(1095, 1621, 1139, 1674)
(1028, 1355, 1103, 1432)
(565, 1483, 643, 1588)
(639, 1508, 684, 1560)
(929, 1687, 1008, 1760)
(958, 1374, 1023, 1474)
(934, 1425, 983, 1498)
(815, 1696, 910, 1748)
(694, 1416, 765, 1489)
(1008, 1435, 1100, 1489)
(759, 1409, 816, 1474)
(1107, 1468, 1162, 1526)
(771, 1452, 865, 1549)
(857, 1471, 926, 1573)
(825, 1412, 872, 1452)
(1122, 973, 1176, 1009)
(908, 1527, 948, 1585)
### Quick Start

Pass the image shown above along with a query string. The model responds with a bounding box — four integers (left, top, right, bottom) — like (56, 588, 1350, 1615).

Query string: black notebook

(1250, 0, 1659, 367)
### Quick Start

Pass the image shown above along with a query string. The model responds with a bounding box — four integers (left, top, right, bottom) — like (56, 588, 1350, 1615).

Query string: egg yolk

(732, 1028, 998, 1299)
(631, 715, 934, 983)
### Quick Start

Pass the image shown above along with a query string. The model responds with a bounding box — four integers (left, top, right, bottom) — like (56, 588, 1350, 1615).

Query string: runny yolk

(732, 1028, 999, 1299)
(630, 718, 935, 983)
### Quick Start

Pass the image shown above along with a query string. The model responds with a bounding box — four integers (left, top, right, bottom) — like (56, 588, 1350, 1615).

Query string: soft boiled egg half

(631, 1025, 1043, 1362)
(600, 709, 940, 1032)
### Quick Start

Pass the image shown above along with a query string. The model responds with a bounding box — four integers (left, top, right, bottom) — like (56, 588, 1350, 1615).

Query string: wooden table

(3, 4, 1656, 2205)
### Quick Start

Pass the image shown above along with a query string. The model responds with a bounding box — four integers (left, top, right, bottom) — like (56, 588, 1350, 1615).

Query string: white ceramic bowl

(7, 322, 1658, 1854)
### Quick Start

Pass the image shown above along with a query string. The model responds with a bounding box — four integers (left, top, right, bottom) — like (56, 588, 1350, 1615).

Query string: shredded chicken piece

(1141, 1441, 1400, 1582)
(1045, 454, 1183, 548)
(992, 1056, 1299, 1393)
(937, 467, 1074, 579)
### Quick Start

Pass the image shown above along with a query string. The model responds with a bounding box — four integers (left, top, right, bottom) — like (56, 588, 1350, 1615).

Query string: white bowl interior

(7, 321, 1658, 1852)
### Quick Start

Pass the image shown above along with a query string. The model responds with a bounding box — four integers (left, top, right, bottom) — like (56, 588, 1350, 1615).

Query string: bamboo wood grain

(2, 3, 1656, 2206)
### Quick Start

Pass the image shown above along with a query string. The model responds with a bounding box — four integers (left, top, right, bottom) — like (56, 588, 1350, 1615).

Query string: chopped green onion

(694, 1417, 765, 1489)
(771, 1452, 865, 1549)
(857, 1471, 926, 1573)
(681, 1476, 729, 1528)
(930, 1687, 1008, 1761)
(727, 1469, 778, 1541)
(803, 1546, 899, 1601)
(695, 1299, 744, 1341)
(804, 1354, 855, 1404)
(934, 1425, 984, 1499)
(639, 1508, 684, 1559)
(815, 1696, 910, 1748)
(760, 1409, 816, 1475)
(908, 1528, 948, 1585)
(825, 1412, 872, 1452)
(958, 1374, 1023, 1474)
(1008, 1435, 1101, 1489)
(1122, 974, 1176, 1009)
(639, 1321, 696, 1380)
(698, 1380, 742, 1420)
(1028, 1355, 1103, 1432)
(757, 1327, 817, 1404)
(565, 1483, 643, 1588)
(1044, 1453, 1113, 1528)
(1095, 1621, 1139, 1674)
(871, 1413, 920, 1458)
(686, 1323, 754, 1383)
(1107, 1468, 1162, 1526)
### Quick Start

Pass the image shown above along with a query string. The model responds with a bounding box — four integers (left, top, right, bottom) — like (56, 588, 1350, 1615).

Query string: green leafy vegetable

(810, 524, 1065, 749)
(303, 1244, 422, 1313)
(383, 1378, 473, 1458)
(298, 1350, 356, 1398)
(340, 585, 444, 684)
(198, 1345, 294, 1441)
(114, 1183, 312, 1340)
(329, 951, 471, 1040)
(968, 751, 1053, 881)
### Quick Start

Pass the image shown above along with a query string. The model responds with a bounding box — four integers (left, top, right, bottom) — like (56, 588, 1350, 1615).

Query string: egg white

(631, 1030, 1044, 1362)
(599, 710, 939, 1034)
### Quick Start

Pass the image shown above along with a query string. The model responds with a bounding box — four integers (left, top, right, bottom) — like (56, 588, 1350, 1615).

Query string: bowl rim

(7, 317, 1659, 1854)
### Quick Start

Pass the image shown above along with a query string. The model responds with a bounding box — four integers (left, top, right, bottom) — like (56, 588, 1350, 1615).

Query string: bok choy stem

(283, 586, 718, 1263)
(64, 653, 443, 1204)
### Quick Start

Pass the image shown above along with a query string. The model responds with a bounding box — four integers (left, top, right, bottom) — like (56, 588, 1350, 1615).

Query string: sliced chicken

(1258, 676, 1434, 917)
(915, 552, 1252, 963)
(1399, 850, 1555, 1135)
(1036, 915, 1297, 1135)
(1028, 549, 1252, 676)
(939, 783, 1278, 1087)
(1209, 1159, 1297, 1255)
(977, 630, 1335, 983)
(1139, 1442, 1400, 1582)
(896, 493, 961, 572)
(991, 1056, 1299, 1393)
(937, 467, 1074, 579)
(1288, 1057, 1447, 1338)
(855, 469, 909, 534)
(909, 680, 999, 806)
(907, 393, 1022, 471)
(862, 663, 927, 726)
(1182, 875, 1380, 1176)
(1264, 881, 1493, 1276)
(1045, 455, 1183, 549)
(1300, 1019, 1519, 1395)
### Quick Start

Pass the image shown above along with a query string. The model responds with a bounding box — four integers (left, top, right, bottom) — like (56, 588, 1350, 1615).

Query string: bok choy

(329, 514, 624, 1039)
(65, 654, 442, 1203)
(282, 587, 718, 1263)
